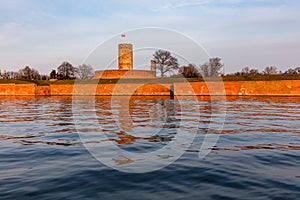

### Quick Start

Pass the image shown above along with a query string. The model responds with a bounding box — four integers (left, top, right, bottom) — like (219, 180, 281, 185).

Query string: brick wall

(73, 83, 171, 96)
(50, 84, 74, 95)
(36, 86, 50, 95)
(174, 80, 300, 96)
(0, 84, 35, 95)
(0, 80, 300, 96)
(0, 84, 16, 95)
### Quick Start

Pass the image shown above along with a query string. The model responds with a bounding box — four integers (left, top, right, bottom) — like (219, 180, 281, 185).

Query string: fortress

(93, 43, 157, 79)
(2, 41, 300, 96)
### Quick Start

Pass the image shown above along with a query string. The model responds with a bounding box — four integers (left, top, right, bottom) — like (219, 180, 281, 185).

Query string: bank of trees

(232, 66, 300, 76)
(152, 49, 224, 78)
(177, 58, 223, 78)
(53, 62, 94, 80)
(152, 49, 300, 78)
(0, 62, 95, 80)
(284, 67, 300, 75)
(1, 52, 300, 80)
(0, 66, 47, 80)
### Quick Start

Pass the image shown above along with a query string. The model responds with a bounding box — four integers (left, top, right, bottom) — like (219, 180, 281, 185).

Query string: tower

(150, 60, 156, 72)
(118, 43, 133, 70)
(150, 60, 157, 77)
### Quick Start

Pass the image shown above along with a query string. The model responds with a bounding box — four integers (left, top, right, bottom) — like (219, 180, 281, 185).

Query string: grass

(0, 79, 34, 84)
(1, 74, 300, 85)
(222, 74, 300, 82)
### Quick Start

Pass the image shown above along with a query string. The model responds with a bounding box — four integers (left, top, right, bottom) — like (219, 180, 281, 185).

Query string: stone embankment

(0, 80, 300, 96)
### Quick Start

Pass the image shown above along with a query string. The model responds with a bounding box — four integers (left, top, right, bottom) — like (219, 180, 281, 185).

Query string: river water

(0, 96, 300, 199)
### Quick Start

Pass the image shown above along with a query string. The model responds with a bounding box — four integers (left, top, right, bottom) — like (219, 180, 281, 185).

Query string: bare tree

(200, 57, 223, 77)
(19, 66, 41, 80)
(2, 70, 8, 79)
(249, 68, 259, 75)
(7, 71, 16, 79)
(76, 64, 94, 79)
(285, 67, 300, 74)
(285, 68, 297, 74)
(179, 64, 200, 78)
(57, 61, 76, 80)
(49, 69, 57, 79)
(41, 74, 49, 80)
(241, 67, 250, 75)
(153, 50, 179, 77)
(16, 71, 22, 79)
(263, 66, 278, 75)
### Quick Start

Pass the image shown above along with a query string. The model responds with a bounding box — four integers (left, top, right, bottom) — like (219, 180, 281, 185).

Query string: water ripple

(1, 96, 300, 199)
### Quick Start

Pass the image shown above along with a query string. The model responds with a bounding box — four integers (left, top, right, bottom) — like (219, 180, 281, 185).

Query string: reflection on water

(1, 96, 300, 149)
(1, 96, 300, 198)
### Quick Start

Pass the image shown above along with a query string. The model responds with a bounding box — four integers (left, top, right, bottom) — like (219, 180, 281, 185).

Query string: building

(93, 43, 156, 79)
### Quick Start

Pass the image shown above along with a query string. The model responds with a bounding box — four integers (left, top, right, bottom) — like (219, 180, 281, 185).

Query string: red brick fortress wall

(0, 84, 35, 95)
(0, 80, 300, 96)
(173, 80, 300, 96)
(73, 83, 171, 96)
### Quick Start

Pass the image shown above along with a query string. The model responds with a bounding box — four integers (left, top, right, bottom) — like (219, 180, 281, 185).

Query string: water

(1, 96, 300, 199)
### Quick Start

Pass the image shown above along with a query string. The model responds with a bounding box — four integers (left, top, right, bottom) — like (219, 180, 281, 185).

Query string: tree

(2, 70, 8, 79)
(241, 67, 250, 75)
(249, 68, 259, 75)
(153, 50, 179, 77)
(41, 74, 49, 80)
(285, 68, 297, 74)
(50, 69, 57, 79)
(57, 61, 76, 80)
(178, 64, 200, 78)
(200, 57, 223, 77)
(76, 64, 94, 79)
(285, 67, 300, 75)
(263, 66, 278, 75)
(19, 66, 41, 80)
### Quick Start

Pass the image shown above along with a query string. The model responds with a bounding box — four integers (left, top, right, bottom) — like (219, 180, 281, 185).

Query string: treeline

(0, 66, 46, 80)
(0, 61, 94, 80)
(152, 50, 223, 78)
(176, 61, 300, 78)
(152, 50, 300, 78)
(230, 66, 300, 76)
(1, 50, 300, 80)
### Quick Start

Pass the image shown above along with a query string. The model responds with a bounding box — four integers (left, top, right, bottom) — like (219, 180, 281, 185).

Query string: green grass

(0, 79, 34, 84)
(1, 74, 300, 85)
(23, 79, 51, 86)
(52, 78, 200, 84)
(221, 74, 300, 82)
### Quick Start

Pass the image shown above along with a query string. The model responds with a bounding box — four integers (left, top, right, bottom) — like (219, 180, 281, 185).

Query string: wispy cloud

(151, 0, 215, 11)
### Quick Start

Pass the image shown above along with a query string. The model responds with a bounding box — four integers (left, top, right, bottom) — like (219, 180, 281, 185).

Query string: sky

(0, 0, 299, 74)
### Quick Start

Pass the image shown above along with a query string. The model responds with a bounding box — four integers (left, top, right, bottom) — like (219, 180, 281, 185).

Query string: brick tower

(118, 43, 133, 70)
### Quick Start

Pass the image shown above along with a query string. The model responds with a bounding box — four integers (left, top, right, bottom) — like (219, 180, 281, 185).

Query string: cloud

(150, 0, 214, 11)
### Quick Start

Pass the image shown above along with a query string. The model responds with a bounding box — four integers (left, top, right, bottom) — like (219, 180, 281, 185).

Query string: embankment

(0, 80, 300, 96)
(174, 80, 300, 96)
(0, 84, 36, 95)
